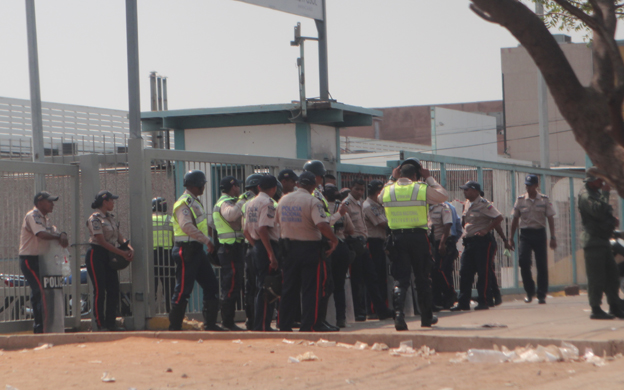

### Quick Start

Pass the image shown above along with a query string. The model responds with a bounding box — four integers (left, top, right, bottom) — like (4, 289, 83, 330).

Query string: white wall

(433, 107, 498, 161)
(184, 124, 297, 158)
(310, 124, 337, 161)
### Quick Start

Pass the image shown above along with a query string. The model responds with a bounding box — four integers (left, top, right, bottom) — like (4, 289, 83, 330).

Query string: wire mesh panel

(0, 169, 79, 330)
(148, 157, 283, 317)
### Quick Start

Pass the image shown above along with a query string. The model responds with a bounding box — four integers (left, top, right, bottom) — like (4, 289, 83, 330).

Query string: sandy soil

(2, 336, 624, 390)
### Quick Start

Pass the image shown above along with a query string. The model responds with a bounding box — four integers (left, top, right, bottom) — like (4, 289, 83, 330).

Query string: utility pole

(314, 0, 329, 101)
(126, 0, 149, 330)
(536, 2, 550, 169)
(25, 0, 45, 192)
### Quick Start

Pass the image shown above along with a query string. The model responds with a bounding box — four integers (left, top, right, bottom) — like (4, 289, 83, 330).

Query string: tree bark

(470, 0, 624, 197)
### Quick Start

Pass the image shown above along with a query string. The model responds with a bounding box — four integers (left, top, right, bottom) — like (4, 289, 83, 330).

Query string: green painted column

(174, 129, 186, 199)
(296, 123, 311, 160)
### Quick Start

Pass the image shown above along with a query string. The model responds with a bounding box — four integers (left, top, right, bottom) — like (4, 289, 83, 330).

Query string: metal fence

(0, 147, 596, 333)
(0, 161, 81, 332)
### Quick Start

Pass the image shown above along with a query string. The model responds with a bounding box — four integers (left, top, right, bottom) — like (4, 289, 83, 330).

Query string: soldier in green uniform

(578, 170, 624, 320)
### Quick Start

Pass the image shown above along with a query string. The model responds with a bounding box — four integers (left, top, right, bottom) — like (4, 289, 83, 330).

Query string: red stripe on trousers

(24, 258, 48, 332)
(88, 250, 101, 328)
(314, 260, 321, 329)
(175, 247, 185, 304)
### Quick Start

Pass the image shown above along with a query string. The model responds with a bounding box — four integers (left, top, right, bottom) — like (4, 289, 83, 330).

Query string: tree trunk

(470, 0, 624, 197)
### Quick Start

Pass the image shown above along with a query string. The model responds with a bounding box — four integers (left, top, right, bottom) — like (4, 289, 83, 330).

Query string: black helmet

(152, 197, 167, 213)
(303, 160, 326, 177)
(274, 180, 283, 200)
(183, 170, 207, 188)
(400, 157, 421, 169)
(245, 173, 264, 189)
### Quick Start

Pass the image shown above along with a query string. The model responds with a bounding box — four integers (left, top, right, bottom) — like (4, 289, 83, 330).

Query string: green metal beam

(296, 123, 311, 160)
(336, 162, 392, 176)
(401, 151, 584, 178)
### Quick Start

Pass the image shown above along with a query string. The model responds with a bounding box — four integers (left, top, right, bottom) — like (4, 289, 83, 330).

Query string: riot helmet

(183, 170, 207, 188)
(152, 197, 167, 213)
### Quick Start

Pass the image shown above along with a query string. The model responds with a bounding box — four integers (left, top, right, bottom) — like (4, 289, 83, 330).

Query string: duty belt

(392, 227, 426, 234)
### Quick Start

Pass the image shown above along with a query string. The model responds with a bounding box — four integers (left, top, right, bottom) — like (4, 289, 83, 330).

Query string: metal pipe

(25, 0, 45, 192)
(149, 71, 157, 112)
(315, 0, 329, 101)
(157, 75, 163, 111)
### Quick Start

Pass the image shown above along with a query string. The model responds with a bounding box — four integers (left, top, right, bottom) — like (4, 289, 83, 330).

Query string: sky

(0, 1, 622, 112)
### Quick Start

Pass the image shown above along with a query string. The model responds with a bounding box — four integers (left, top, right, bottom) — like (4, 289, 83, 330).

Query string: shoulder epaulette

(518, 195, 523, 199)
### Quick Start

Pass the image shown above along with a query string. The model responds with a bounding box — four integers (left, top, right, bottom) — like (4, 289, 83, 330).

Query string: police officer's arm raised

(382, 164, 448, 205)
(29, 196, 69, 248)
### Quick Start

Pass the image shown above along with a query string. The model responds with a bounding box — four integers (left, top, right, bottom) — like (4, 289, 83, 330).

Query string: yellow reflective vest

(172, 193, 208, 241)
(152, 214, 173, 249)
(213, 195, 244, 245)
(382, 182, 429, 230)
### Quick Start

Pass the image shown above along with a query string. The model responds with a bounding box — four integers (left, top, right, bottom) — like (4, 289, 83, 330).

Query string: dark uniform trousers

(431, 236, 458, 307)
(330, 240, 350, 324)
(253, 240, 279, 331)
(19, 255, 45, 333)
(279, 240, 326, 332)
(244, 243, 256, 329)
(85, 245, 120, 330)
(390, 229, 434, 325)
(218, 242, 245, 323)
(170, 242, 219, 311)
(154, 247, 175, 313)
(585, 243, 620, 308)
(367, 238, 389, 306)
(457, 235, 496, 307)
(350, 245, 387, 318)
(518, 228, 548, 300)
(487, 235, 501, 305)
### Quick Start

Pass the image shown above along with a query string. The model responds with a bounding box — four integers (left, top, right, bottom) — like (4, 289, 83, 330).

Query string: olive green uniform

(578, 184, 619, 308)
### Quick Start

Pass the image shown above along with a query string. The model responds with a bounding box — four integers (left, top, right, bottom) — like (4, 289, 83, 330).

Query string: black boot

(221, 299, 246, 331)
(203, 300, 225, 331)
(591, 306, 615, 320)
(168, 301, 188, 331)
(393, 287, 408, 331)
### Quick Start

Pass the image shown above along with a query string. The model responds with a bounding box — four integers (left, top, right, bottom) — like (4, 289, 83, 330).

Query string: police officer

(169, 170, 223, 331)
(277, 171, 339, 332)
(429, 201, 461, 309)
(363, 180, 390, 310)
(239, 173, 262, 330)
(86, 190, 134, 331)
(303, 160, 346, 225)
(325, 184, 355, 328)
(244, 175, 280, 331)
(19, 191, 69, 333)
(380, 158, 449, 330)
(278, 169, 299, 195)
(451, 181, 503, 312)
(578, 170, 624, 319)
(152, 197, 175, 313)
(213, 175, 246, 331)
(508, 174, 557, 305)
(346, 178, 393, 321)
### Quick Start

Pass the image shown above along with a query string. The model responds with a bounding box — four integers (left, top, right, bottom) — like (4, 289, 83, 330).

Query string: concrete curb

(1, 331, 621, 356)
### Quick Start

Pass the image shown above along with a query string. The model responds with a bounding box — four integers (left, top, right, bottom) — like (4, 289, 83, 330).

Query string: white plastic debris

(371, 343, 389, 351)
(390, 341, 417, 357)
(454, 342, 587, 364)
(316, 339, 336, 347)
(197, 339, 204, 344)
(583, 348, 607, 367)
(88, 360, 103, 364)
(6, 385, 19, 390)
(232, 339, 243, 344)
(282, 339, 295, 344)
(354, 341, 369, 350)
(336, 342, 353, 349)
(288, 356, 300, 363)
(101, 372, 116, 382)
(295, 351, 320, 361)
(34, 343, 52, 351)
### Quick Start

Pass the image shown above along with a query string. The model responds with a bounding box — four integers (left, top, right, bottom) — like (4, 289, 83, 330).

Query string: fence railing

(0, 147, 596, 332)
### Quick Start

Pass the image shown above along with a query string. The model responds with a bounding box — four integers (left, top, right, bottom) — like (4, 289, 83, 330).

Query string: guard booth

(140, 101, 382, 320)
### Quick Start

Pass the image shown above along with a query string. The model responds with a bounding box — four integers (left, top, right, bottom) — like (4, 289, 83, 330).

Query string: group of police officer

(150, 157, 571, 331)
(19, 155, 623, 334)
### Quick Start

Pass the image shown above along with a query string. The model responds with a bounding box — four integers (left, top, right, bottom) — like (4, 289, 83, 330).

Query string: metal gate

(0, 160, 81, 332)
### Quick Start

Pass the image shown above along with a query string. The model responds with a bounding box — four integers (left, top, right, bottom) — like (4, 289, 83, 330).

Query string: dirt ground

(2, 337, 624, 390)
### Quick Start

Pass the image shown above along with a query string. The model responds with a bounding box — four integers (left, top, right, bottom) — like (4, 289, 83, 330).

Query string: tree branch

(469, 4, 496, 23)
(551, 0, 601, 30)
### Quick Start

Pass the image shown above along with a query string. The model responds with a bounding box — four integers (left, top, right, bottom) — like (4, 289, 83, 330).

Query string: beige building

(501, 35, 592, 167)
